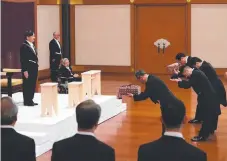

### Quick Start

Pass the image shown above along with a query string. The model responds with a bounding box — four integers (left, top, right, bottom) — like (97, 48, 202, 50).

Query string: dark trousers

(199, 101, 219, 138)
(212, 79, 227, 106)
(211, 115, 219, 131)
(50, 57, 61, 82)
(194, 95, 204, 121)
(22, 65, 38, 104)
(51, 70, 58, 82)
(199, 114, 219, 137)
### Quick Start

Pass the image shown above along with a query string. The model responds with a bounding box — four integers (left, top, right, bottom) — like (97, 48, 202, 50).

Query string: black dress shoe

(191, 136, 207, 142)
(32, 102, 38, 106)
(24, 103, 35, 106)
(210, 131, 215, 134)
(188, 119, 202, 124)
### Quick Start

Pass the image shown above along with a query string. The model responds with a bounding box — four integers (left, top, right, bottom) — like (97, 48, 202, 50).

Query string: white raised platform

(3, 92, 126, 157)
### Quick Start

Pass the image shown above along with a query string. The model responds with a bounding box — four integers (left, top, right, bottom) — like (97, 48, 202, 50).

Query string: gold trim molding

(69, 0, 83, 4)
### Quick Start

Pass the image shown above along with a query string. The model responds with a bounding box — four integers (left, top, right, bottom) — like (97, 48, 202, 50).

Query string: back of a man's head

(175, 53, 186, 61)
(179, 65, 192, 76)
(76, 99, 101, 130)
(1, 97, 18, 125)
(190, 57, 202, 65)
(135, 70, 146, 79)
(162, 103, 186, 129)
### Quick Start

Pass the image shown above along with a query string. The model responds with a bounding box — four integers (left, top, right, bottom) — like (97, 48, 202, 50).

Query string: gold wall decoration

(70, 0, 83, 4)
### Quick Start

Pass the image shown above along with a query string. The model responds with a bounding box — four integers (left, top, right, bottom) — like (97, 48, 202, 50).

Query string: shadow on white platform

(3, 92, 127, 157)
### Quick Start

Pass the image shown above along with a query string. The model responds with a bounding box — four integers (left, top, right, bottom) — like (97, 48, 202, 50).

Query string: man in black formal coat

(49, 32, 62, 82)
(51, 100, 115, 161)
(175, 52, 193, 67)
(168, 53, 193, 78)
(190, 57, 227, 107)
(138, 102, 207, 161)
(58, 58, 81, 82)
(171, 66, 221, 141)
(168, 53, 203, 124)
(1, 97, 36, 161)
(20, 30, 38, 106)
(128, 70, 184, 135)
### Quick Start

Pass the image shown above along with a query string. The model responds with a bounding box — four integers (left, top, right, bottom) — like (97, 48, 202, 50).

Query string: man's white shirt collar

(1, 125, 14, 129)
(201, 61, 204, 65)
(26, 41, 34, 47)
(185, 56, 189, 63)
(77, 131, 95, 137)
(164, 131, 184, 139)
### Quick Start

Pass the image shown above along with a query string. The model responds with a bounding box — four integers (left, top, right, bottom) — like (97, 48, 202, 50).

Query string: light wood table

(81, 70, 101, 99)
(68, 82, 83, 108)
(1, 68, 22, 97)
(40, 83, 58, 117)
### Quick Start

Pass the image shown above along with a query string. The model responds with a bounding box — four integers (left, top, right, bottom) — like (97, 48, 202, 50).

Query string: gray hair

(62, 58, 69, 65)
(1, 97, 18, 125)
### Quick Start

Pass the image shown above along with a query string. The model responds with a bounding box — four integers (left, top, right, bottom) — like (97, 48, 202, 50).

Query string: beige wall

(191, 4, 227, 68)
(74, 5, 131, 66)
(37, 5, 60, 70)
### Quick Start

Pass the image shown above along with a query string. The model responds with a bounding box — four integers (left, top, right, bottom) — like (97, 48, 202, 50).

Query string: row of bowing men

(168, 53, 227, 141)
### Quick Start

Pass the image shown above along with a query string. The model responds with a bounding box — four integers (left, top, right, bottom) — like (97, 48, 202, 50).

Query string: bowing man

(169, 53, 193, 79)
(168, 53, 203, 124)
(175, 53, 193, 67)
(127, 70, 185, 135)
(190, 57, 227, 107)
(171, 66, 221, 141)
(20, 30, 38, 106)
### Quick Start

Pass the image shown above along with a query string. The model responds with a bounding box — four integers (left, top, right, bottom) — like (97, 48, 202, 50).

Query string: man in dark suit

(168, 53, 193, 78)
(20, 30, 38, 106)
(51, 99, 115, 161)
(168, 53, 203, 124)
(128, 70, 184, 135)
(171, 66, 221, 141)
(175, 52, 193, 67)
(58, 58, 81, 82)
(138, 102, 207, 161)
(49, 32, 62, 82)
(1, 97, 36, 161)
(190, 57, 227, 107)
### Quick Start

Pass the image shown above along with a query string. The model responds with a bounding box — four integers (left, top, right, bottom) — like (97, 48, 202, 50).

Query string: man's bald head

(1, 97, 18, 125)
(53, 31, 60, 40)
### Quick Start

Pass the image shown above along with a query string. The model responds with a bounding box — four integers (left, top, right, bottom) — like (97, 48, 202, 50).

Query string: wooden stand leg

(52, 86, 58, 115)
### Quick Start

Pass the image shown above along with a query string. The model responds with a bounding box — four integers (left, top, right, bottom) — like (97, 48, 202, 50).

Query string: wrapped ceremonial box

(117, 84, 141, 99)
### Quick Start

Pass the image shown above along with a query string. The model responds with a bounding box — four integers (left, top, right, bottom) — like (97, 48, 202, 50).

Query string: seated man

(138, 102, 207, 161)
(1, 96, 36, 161)
(51, 100, 115, 161)
(59, 58, 81, 82)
